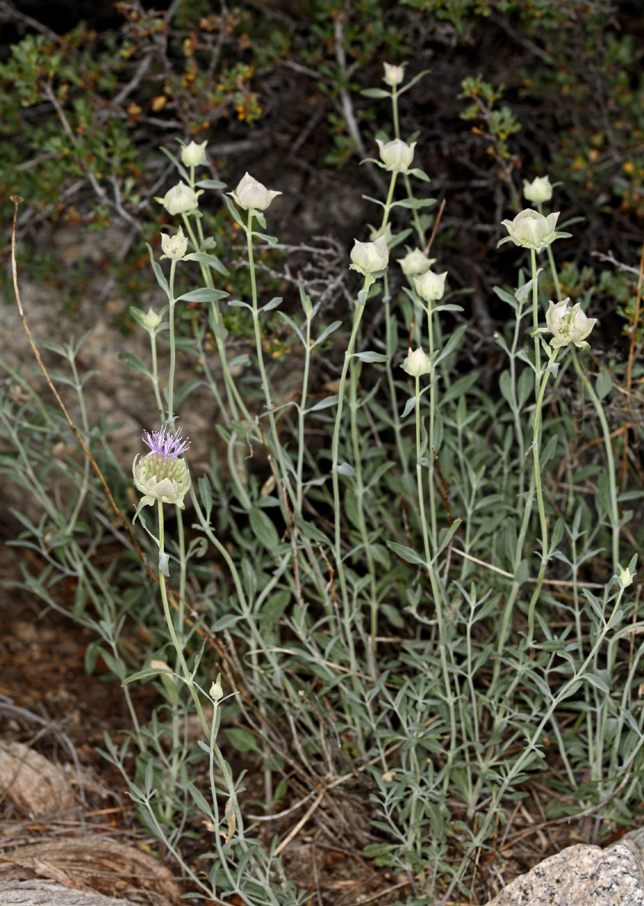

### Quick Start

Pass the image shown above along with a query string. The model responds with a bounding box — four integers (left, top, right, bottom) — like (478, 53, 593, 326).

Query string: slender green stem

(526, 347, 559, 646)
(156, 500, 210, 738)
(349, 355, 379, 655)
(245, 210, 293, 509)
(571, 347, 620, 571)
(331, 277, 372, 670)
(166, 259, 177, 425)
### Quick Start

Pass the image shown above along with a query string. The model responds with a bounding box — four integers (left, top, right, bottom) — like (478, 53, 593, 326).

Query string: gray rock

(485, 831, 644, 905)
(0, 879, 138, 905)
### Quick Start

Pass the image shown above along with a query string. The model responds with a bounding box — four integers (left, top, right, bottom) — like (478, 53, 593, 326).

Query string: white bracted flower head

(618, 564, 636, 589)
(402, 347, 432, 377)
(350, 236, 389, 276)
(229, 172, 281, 212)
(133, 426, 191, 508)
(158, 182, 200, 216)
(376, 138, 416, 173)
(383, 63, 405, 87)
(501, 208, 560, 253)
(413, 268, 447, 303)
(181, 140, 208, 167)
(523, 175, 553, 204)
(399, 248, 433, 277)
(160, 226, 188, 260)
(545, 297, 597, 349)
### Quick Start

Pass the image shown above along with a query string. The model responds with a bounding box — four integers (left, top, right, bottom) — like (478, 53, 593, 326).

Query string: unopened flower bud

(210, 677, 224, 701)
(229, 172, 281, 212)
(158, 182, 200, 216)
(141, 307, 163, 330)
(369, 223, 392, 244)
(399, 248, 433, 276)
(161, 227, 188, 260)
(133, 426, 191, 508)
(501, 208, 560, 253)
(402, 347, 432, 377)
(376, 138, 416, 173)
(181, 140, 208, 167)
(350, 236, 389, 276)
(413, 268, 447, 303)
(383, 63, 405, 87)
(523, 175, 553, 204)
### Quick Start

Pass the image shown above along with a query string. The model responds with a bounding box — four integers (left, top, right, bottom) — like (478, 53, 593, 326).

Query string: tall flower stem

(526, 347, 559, 646)
(571, 348, 620, 571)
(412, 375, 456, 788)
(245, 210, 293, 509)
(331, 277, 373, 671)
(156, 500, 210, 739)
(349, 354, 379, 655)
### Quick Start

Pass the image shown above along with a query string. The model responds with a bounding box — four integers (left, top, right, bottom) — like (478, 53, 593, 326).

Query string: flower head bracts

(413, 268, 447, 303)
(523, 175, 553, 204)
(402, 347, 432, 377)
(133, 426, 191, 508)
(376, 138, 416, 174)
(157, 182, 201, 216)
(350, 236, 389, 276)
(544, 298, 597, 349)
(229, 173, 281, 213)
(383, 63, 405, 87)
(499, 209, 569, 253)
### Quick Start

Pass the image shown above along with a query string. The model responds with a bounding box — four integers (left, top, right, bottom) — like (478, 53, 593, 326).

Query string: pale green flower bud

(545, 298, 597, 349)
(413, 268, 447, 303)
(383, 63, 405, 87)
(350, 235, 389, 276)
(523, 175, 553, 204)
(376, 138, 416, 173)
(369, 223, 393, 244)
(399, 248, 433, 276)
(501, 208, 560, 252)
(158, 182, 200, 215)
(402, 347, 432, 377)
(181, 140, 208, 167)
(229, 172, 281, 212)
(133, 427, 191, 508)
(618, 564, 636, 589)
(210, 676, 224, 701)
(160, 227, 188, 260)
(141, 307, 163, 330)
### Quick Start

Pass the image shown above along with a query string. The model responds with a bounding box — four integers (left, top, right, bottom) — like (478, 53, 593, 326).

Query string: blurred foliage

(0, 0, 643, 333)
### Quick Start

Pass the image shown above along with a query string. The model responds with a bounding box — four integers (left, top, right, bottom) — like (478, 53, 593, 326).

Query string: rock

(0, 879, 138, 905)
(0, 740, 76, 818)
(485, 831, 644, 906)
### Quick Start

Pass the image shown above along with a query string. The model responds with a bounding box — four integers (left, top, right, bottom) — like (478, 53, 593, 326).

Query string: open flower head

(523, 175, 553, 204)
(350, 236, 389, 276)
(383, 62, 405, 87)
(413, 268, 447, 303)
(376, 138, 416, 173)
(500, 208, 561, 253)
(545, 298, 597, 349)
(181, 140, 208, 167)
(157, 182, 200, 216)
(399, 248, 433, 276)
(229, 172, 281, 212)
(133, 426, 191, 508)
(402, 347, 432, 377)
(161, 227, 188, 260)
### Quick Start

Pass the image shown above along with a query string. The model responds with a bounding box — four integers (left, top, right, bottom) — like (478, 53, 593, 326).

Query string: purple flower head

(142, 426, 190, 462)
